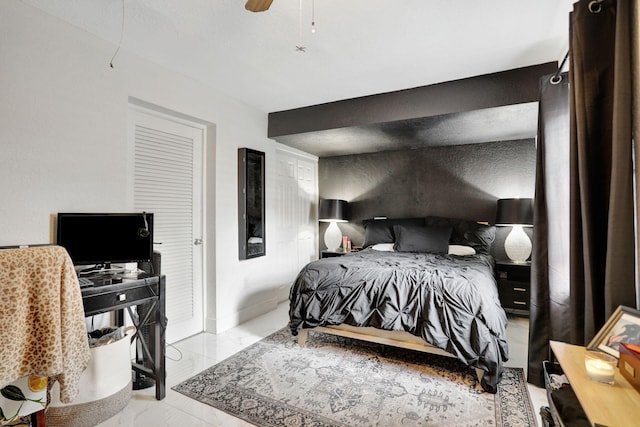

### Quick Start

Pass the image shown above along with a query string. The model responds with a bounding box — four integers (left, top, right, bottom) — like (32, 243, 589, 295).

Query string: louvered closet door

(130, 107, 204, 344)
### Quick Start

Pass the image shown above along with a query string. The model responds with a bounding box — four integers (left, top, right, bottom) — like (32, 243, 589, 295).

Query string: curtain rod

(550, 50, 570, 84)
(551, 0, 603, 84)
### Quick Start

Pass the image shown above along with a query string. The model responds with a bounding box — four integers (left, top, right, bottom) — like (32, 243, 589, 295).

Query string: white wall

(0, 1, 296, 335)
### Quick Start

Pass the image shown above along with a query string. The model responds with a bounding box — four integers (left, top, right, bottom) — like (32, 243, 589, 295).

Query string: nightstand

(321, 250, 347, 258)
(495, 261, 530, 317)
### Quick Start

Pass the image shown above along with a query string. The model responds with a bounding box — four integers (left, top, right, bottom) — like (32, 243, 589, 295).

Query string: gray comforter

(288, 248, 509, 393)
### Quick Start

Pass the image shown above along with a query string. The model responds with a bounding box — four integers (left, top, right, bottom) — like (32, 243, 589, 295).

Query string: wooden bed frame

(297, 324, 484, 380)
(297, 324, 452, 357)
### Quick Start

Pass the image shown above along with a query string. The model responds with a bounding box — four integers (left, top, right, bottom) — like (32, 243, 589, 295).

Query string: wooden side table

(549, 340, 640, 426)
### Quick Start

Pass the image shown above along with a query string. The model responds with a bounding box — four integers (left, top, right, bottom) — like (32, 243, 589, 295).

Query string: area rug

(173, 328, 535, 426)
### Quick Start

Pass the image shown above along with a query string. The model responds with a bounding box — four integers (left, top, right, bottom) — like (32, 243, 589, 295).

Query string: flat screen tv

(56, 212, 154, 267)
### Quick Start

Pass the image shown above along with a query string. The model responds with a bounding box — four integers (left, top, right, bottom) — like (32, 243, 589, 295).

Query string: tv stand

(81, 273, 166, 400)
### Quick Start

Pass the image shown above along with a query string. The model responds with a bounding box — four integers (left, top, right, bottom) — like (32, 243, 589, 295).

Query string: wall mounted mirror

(238, 148, 265, 259)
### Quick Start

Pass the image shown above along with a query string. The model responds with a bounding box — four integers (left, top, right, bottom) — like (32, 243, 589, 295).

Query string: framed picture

(588, 305, 640, 358)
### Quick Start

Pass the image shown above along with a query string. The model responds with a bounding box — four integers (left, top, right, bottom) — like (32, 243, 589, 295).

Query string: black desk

(81, 273, 166, 400)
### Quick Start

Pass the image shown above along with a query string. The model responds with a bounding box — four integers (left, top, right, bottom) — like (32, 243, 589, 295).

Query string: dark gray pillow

(424, 216, 496, 255)
(362, 218, 425, 248)
(393, 225, 452, 253)
(463, 225, 496, 255)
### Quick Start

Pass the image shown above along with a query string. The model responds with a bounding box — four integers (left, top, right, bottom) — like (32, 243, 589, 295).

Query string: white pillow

(371, 243, 395, 252)
(448, 245, 476, 256)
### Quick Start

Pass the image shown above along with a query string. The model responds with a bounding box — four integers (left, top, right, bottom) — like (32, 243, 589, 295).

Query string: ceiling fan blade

(245, 0, 274, 12)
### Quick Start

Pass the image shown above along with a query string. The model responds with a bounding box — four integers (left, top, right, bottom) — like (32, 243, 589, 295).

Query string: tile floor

(96, 304, 547, 426)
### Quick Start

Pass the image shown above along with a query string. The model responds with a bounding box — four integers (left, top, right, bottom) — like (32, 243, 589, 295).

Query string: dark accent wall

(319, 139, 535, 251)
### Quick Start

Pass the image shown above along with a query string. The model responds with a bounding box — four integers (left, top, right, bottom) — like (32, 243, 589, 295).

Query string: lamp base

(504, 225, 531, 263)
(324, 222, 342, 252)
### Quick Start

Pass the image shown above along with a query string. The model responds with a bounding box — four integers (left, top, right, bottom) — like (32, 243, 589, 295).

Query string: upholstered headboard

(361, 216, 496, 255)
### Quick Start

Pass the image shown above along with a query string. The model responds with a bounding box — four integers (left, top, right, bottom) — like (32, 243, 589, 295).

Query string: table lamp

(496, 198, 533, 263)
(319, 199, 348, 252)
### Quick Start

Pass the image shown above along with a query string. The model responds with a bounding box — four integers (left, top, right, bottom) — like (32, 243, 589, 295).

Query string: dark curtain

(633, 0, 640, 308)
(528, 0, 638, 387)
(528, 73, 571, 387)
(569, 0, 635, 342)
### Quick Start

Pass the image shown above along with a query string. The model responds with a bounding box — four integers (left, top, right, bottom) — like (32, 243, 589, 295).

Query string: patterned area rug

(173, 328, 535, 426)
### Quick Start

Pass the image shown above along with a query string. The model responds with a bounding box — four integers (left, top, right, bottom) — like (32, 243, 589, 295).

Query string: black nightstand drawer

(496, 263, 530, 282)
(498, 280, 530, 310)
(495, 261, 531, 316)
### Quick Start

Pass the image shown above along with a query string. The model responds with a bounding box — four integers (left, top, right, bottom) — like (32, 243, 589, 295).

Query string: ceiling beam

(268, 62, 557, 138)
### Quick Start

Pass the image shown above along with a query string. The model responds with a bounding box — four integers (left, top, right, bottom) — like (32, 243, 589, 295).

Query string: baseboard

(275, 284, 290, 302)
(206, 295, 279, 334)
(205, 316, 217, 334)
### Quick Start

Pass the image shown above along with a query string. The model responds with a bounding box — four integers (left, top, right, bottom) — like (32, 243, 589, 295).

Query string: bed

(288, 216, 509, 393)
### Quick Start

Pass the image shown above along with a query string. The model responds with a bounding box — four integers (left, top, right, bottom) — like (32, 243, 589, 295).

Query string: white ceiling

(22, 0, 575, 114)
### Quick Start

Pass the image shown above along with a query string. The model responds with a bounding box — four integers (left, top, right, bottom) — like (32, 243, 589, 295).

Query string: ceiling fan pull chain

(296, 0, 306, 52)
